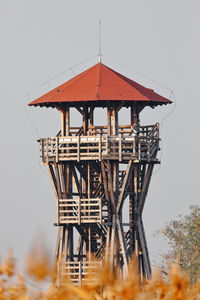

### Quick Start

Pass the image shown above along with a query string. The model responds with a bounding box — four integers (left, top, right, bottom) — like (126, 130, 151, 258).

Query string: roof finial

(98, 19, 102, 63)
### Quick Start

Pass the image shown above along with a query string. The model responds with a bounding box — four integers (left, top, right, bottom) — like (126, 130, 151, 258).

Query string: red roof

(29, 62, 172, 107)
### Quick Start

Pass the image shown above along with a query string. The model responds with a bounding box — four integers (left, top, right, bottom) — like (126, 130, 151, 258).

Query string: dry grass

(0, 249, 199, 300)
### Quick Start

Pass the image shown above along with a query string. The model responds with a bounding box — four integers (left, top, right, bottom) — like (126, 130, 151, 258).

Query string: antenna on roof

(98, 19, 102, 63)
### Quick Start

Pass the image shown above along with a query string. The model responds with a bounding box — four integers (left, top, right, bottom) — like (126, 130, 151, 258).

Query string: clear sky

(0, 0, 199, 267)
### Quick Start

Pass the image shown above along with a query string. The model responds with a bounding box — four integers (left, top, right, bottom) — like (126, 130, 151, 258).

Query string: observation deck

(39, 123, 160, 163)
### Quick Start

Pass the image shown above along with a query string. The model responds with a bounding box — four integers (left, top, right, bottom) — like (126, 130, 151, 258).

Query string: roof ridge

(104, 65, 150, 100)
(54, 63, 99, 96)
(96, 62, 102, 100)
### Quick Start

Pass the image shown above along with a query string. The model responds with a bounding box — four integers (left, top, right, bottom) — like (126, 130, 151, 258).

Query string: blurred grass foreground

(0, 247, 199, 300)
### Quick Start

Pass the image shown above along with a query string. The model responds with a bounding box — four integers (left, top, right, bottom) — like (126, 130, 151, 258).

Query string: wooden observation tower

(29, 62, 172, 285)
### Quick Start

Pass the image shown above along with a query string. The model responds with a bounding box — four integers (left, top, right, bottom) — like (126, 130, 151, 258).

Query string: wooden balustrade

(39, 123, 160, 163)
(58, 198, 102, 224)
(62, 261, 102, 286)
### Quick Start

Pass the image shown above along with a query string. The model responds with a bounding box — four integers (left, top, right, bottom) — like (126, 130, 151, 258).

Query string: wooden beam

(138, 163, 154, 215)
(61, 109, 66, 136)
(66, 106, 70, 136)
(59, 164, 67, 199)
(83, 106, 89, 135)
(89, 107, 94, 135)
(71, 166, 82, 195)
(100, 161, 110, 204)
(75, 106, 84, 116)
(117, 160, 133, 214)
(54, 163, 62, 199)
(137, 217, 151, 280)
(116, 218, 129, 274)
(107, 161, 116, 211)
(46, 164, 58, 198)
(115, 101, 124, 113)
(107, 107, 111, 135)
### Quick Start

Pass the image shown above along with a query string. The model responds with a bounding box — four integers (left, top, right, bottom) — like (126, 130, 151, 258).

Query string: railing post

(46, 139, 49, 163)
(100, 198, 102, 224)
(147, 138, 150, 161)
(138, 137, 141, 160)
(78, 197, 81, 225)
(79, 261, 82, 286)
(41, 139, 44, 163)
(56, 137, 59, 163)
(77, 136, 80, 162)
(106, 135, 109, 155)
(99, 134, 102, 161)
(57, 197, 60, 225)
(119, 134, 122, 162)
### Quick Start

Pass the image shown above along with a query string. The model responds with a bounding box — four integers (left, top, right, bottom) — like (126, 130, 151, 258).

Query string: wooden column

(61, 109, 66, 136)
(89, 107, 94, 135)
(111, 107, 118, 135)
(61, 106, 70, 136)
(83, 106, 89, 135)
(107, 106, 111, 135)
(131, 105, 139, 127)
(66, 106, 70, 136)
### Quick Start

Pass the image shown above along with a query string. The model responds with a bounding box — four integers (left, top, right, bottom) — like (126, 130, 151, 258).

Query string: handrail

(39, 123, 160, 163)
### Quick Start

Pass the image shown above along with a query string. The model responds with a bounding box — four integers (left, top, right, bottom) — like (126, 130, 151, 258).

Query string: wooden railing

(39, 123, 160, 163)
(62, 261, 101, 286)
(58, 198, 102, 224)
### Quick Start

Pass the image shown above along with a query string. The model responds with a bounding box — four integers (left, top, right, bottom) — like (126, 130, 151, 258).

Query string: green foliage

(160, 205, 200, 283)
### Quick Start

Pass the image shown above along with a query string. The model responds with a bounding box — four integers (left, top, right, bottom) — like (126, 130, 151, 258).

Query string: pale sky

(0, 0, 199, 267)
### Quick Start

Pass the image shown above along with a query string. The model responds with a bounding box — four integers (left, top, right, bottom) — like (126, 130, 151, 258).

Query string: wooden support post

(111, 107, 118, 136)
(116, 218, 129, 274)
(119, 134, 122, 161)
(137, 217, 151, 279)
(138, 163, 154, 214)
(101, 161, 110, 204)
(66, 106, 70, 136)
(54, 163, 62, 199)
(117, 161, 133, 214)
(83, 106, 89, 135)
(89, 107, 94, 135)
(107, 107, 111, 136)
(61, 109, 66, 136)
